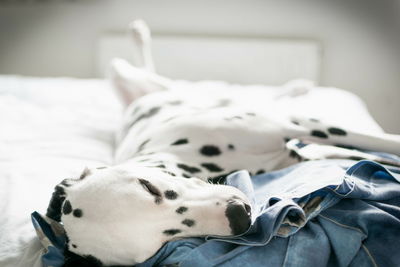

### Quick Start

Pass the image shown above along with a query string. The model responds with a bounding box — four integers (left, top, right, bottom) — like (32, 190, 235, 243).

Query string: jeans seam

(361, 244, 379, 267)
(318, 214, 365, 235)
(330, 175, 355, 197)
(281, 235, 293, 267)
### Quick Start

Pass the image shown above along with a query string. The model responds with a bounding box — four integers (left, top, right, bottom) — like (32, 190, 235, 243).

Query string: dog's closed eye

(138, 179, 162, 200)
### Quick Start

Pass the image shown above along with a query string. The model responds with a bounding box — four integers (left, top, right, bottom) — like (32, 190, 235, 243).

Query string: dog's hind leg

(289, 116, 400, 156)
(286, 139, 400, 167)
(110, 20, 173, 105)
(129, 19, 155, 72)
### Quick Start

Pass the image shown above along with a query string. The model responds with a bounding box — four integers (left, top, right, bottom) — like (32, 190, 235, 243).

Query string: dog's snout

(225, 200, 252, 235)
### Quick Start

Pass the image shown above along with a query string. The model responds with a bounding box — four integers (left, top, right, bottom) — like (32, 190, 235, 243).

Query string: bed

(1, 32, 399, 267)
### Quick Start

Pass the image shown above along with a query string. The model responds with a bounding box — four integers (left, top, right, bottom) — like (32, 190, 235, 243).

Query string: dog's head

(47, 165, 251, 266)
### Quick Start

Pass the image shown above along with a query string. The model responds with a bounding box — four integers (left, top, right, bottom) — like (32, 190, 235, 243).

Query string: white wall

(0, 0, 399, 133)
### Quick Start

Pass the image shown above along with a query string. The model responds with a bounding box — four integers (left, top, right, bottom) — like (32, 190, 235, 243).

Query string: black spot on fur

(211, 170, 239, 183)
(311, 130, 329, 139)
(79, 167, 91, 180)
(177, 163, 201, 173)
(165, 190, 178, 200)
(171, 138, 189, 146)
(60, 179, 73, 187)
(46, 185, 66, 222)
(246, 112, 256, 116)
(201, 163, 224, 172)
(137, 139, 151, 153)
(348, 156, 364, 161)
(162, 170, 176, 176)
(309, 118, 320, 123)
(62, 200, 73, 215)
(291, 120, 299, 125)
(228, 144, 235, 150)
(207, 172, 231, 184)
(151, 164, 166, 169)
(163, 229, 181, 236)
(72, 244, 77, 248)
(137, 158, 151, 162)
(256, 169, 265, 175)
(182, 173, 191, 178)
(64, 249, 104, 267)
(200, 145, 221, 156)
(328, 127, 347, 136)
(182, 219, 195, 227)
(73, 209, 83, 218)
(96, 166, 107, 170)
(163, 116, 179, 123)
(225, 203, 251, 235)
(139, 179, 163, 204)
(289, 150, 303, 161)
(130, 106, 161, 126)
(176, 206, 188, 214)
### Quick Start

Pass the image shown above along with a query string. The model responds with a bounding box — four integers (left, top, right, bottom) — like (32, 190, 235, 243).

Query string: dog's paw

(129, 19, 151, 44)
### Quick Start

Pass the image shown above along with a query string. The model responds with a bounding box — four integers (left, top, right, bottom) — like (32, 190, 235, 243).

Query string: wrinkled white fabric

(0, 76, 122, 267)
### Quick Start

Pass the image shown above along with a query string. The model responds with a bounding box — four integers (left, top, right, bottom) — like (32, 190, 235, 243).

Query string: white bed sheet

(0, 75, 122, 267)
(0, 76, 384, 267)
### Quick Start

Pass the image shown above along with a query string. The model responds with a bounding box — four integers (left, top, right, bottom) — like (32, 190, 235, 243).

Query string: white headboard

(97, 32, 322, 85)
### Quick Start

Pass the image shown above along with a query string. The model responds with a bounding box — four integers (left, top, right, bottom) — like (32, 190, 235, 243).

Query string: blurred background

(0, 0, 399, 133)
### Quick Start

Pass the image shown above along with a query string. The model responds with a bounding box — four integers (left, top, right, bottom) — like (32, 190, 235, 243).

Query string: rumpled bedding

(1, 75, 398, 267)
(0, 75, 122, 267)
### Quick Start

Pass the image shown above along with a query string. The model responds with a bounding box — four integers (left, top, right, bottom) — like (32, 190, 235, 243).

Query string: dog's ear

(46, 184, 66, 222)
(64, 248, 104, 267)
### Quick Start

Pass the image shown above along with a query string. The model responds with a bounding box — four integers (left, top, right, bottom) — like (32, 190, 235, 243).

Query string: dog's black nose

(225, 201, 252, 235)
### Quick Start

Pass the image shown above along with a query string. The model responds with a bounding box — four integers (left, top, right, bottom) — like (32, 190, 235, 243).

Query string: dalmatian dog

(46, 20, 400, 267)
